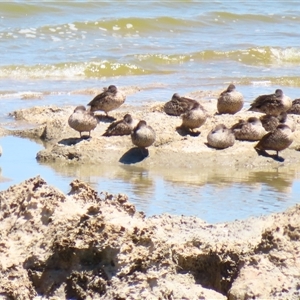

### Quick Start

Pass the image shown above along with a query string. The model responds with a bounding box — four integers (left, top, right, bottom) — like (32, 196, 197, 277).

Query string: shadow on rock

(119, 147, 149, 164)
(255, 149, 285, 162)
(176, 126, 200, 137)
(95, 115, 116, 123)
(58, 136, 91, 146)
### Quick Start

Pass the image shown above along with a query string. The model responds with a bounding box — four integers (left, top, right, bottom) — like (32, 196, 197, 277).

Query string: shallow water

(0, 2, 300, 223)
(0, 136, 300, 224)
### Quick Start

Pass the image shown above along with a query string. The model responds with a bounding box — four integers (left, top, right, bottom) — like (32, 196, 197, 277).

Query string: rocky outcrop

(0, 176, 299, 299)
(4, 98, 300, 169)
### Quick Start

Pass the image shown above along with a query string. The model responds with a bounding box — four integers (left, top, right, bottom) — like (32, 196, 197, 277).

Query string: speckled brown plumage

(102, 114, 135, 136)
(248, 89, 292, 116)
(68, 105, 98, 137)
(231, 117, 267, 141)
(255, 124, 293, 156)
(164, 93, 198, 116)
(217, 84, 244, 114)
(180, 102, 207, 131)
(207, 124, 235, 149)
(131, 120, 156, 149)
(260, 111, 295, 132)
(287, 98, 300, 115)
(87, 85, 126, 116)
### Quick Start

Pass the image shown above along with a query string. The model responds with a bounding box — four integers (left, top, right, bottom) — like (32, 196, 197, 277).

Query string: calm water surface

(0, 1, 300, 223)
(0, 136, 300, 224)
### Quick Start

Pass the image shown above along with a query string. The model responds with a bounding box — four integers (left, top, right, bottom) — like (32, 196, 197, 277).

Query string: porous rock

(0, 176, 299, 299)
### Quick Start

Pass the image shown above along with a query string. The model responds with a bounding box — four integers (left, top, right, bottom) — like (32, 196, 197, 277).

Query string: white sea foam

(25, 34, 36, 38)
(18, 29, 35, 34)
(68, 23, 78, 31)
(51, 36, 61, 42)
(251, 81, 271, 86)
(269, 47, 300, 64)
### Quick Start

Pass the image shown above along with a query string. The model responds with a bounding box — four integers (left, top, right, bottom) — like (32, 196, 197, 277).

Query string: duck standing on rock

(87, 85, 126, 117)
(217, 84, 244, 114)
(68, 105, 98, 138)
(248, 89, 292, 116)
(131, 120, 156, 150)
(254, 124, 293, 157)
(179, 101, 207, 134)
(103, 113, 135, 136)
(231, 117, 267, 141)
(164, 93, 198, 116)
(207, 124, 235, 149)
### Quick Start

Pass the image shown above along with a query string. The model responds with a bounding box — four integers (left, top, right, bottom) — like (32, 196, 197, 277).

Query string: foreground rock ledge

(0, 176, 299, 299)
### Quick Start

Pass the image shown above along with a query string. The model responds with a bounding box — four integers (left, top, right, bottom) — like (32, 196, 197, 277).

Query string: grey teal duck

(180, 101, 207, 132)
(255, 124, 293, 157)
(287, 98, 300, 115)
(87, 85, 126, 116)
(260, 111, 295, 132)
(68, 105, 98, 137)
(248, 89, 292, 116)
(217, 84, 244, 114)
(164, 93, 198, 116)
(103, 113, 135, 136)
(231, 117, 267, 141)
(131, 120, 156, 149)
(207, 124, 235, 149)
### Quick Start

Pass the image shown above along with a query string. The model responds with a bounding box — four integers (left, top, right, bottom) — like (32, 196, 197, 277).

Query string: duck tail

(247, 106, 258, 112)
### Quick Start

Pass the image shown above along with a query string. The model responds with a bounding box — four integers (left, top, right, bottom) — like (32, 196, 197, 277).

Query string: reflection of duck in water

(68, 105, 98, 138)
(255, 124, 293, 157)
(217, 84, 244, 114)
(260, 111, 295, 132)
(287, 98, 300, 115)
(164, 93, 198, 116)
(207, 124, 235, 149)
(87, 85, 126, 116)
(131, 120, 156, 150)
(248, 89, 292, 116)
(180, 102, 207, 133)
(103, 114, 135, 136)
(231, 117, 266, 141)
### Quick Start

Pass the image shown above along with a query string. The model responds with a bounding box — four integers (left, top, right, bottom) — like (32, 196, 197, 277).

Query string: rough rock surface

(0, 176, 299, 299)
(5, 89, 300, 169)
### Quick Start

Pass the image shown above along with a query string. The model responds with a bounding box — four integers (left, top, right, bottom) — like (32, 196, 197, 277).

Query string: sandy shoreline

(0, 89, 300, 298)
